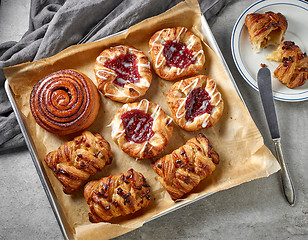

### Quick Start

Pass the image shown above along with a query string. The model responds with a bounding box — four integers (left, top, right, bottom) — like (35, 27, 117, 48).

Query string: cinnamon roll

(30, 69, 100, 135)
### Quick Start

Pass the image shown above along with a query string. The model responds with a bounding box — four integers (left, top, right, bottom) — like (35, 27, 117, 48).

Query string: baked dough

(94, 45, 152, 103)
(151, 133, 219, 200)
(245, 11, 287, 52)
(109, 99, 173, 159)
(167, 75, 223, 131)
(30, 69, 100, 135)
(44, 131, 112, 194)
(266, 41, 308, 88)
(84, 168, 151, 222)
(149, 27, 205, 81)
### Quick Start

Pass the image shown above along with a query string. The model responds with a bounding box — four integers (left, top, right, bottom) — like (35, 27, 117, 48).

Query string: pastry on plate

(30, 69, 100, 135)
(245, 11, 287, 52)
(149, 27, 205, 81)
(44, 131, 112, 194)
(84, 168, 151, 222)
(94, 45, 152, 103)
(109, 99, 173, 159)
(266, 41, 308, 88)
(152, 133, 219, 200)
(167, 75, 223, 131)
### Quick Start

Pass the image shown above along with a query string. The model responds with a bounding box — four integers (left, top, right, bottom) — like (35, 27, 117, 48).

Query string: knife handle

(273, 138, 295, 206)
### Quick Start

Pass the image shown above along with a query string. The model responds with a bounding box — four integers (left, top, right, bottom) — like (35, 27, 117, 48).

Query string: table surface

(0, 0, 307, 239)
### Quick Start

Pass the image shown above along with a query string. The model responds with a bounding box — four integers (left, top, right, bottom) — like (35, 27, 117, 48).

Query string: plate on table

(231, 0, 308, 102)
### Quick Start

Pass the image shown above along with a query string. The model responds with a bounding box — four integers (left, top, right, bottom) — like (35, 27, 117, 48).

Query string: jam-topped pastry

(94, 45, 152, 103)
(266, 41, 308, 88)
(152, 133, 219, 200)
(30, 69, 100, 135)
(84, 169, 151, 222)
(167, 75, 223, 131)
(245, 11, 287, 52)
(149, 27, 205, 81)
(109, 99, 173, 159)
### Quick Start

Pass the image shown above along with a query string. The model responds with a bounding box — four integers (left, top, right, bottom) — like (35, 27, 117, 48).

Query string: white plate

(231, 0, 308, 102)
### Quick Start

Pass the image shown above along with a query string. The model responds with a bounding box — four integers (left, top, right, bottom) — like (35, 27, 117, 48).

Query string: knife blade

(257, 67, 295, 206)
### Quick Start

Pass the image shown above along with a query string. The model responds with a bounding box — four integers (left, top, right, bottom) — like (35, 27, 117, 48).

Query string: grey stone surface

(0, 0, 307, 239)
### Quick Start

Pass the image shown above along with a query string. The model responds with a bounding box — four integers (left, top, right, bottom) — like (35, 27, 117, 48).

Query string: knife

(257, 67, 295, 206)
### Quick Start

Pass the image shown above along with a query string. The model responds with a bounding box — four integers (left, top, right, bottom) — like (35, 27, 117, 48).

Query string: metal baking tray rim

(5, 14, 246, 240)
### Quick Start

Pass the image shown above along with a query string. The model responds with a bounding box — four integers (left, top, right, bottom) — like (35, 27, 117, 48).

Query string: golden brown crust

(109, 100, 173, 159)
(94, 45, 152, 103)
(30, 69, 100, 135)
(151, 133, 219, 200)
(149, 27, 205, 81)
(267, 41, 308, 88)
(167, 75, 223, 131)
(84, 169, 151, 222)
(44, 131, 112, 194)
(245, 11, 287, 52)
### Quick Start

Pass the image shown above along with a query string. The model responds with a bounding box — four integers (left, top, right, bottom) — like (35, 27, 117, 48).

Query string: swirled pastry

(109, 99, 173, 159)
(149, 27, 205, 81)
(266, 41, 308, 88)
(167, 75, 223, 131)
(44, 131, 112, 194)
(245, 11, 287, 52)
(152, 133, 219, 200)
(30, 69, 100, 135)
(94, 45, 152, 103)
(84, 169, 151, 222)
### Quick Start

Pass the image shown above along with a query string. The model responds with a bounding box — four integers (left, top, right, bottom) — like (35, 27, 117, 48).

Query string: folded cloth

(0, 0, 232, 151)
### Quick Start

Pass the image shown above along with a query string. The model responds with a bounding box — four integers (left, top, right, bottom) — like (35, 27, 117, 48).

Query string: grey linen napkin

(0, 0, 232, 151)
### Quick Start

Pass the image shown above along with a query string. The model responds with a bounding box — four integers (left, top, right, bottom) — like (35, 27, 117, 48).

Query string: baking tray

(5, 14, 244, 240)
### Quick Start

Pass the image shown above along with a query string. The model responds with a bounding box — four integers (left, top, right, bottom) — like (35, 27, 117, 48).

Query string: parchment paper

(4, 0, 280, 239)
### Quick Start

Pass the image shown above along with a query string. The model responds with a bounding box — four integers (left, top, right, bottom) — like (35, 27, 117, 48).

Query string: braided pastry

(84, 169, 151, 222)
(167, 75, 223, 131)
(45, 131, 112, 194)
(152, 133, 219, 200)
(109, 99, 173, 159)
(245, 11, 287, 52)
(94, 45, 152, 103)
(30, 69, 100, 135)
(266, 41, 308, 88)
(149, 27, 205, 81)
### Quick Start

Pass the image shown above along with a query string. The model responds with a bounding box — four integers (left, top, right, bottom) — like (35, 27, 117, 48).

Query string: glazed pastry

(109, 99, 173, 159)
(84, 169, 151, 222)
(45, 131, 112, 194)
(152, 133, 219, 200)
(94, 45, 152, 103)
(245, 11, 287, 52)
(266, 41, 308, 88)
(30, 69, 100, 135)
(167, 75, 223, 131)
(149, 27, 205, 81)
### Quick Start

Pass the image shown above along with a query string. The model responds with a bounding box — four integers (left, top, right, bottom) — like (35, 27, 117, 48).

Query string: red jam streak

(162, 40, 196, 69)
(185, 87, 212, 122)
(121, 109, 154, 144)
(104, 53, 140, 87)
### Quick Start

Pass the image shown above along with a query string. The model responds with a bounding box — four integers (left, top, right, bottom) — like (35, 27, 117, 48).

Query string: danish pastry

(109, 99, 173, 159)
(167, 75, 223, 131)
(152, 133, 219, 200)
(266, 41, 308, 88)
(30, 69, 100, 135)
(84, 169, 151, 222)
(94, 45, 152, 103)
(245, 11, 287, 52)
(44, 131, 112, 194)
(149, 27, 205, 81)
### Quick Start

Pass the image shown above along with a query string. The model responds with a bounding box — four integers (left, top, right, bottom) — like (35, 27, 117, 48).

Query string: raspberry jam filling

(104, 53, 140, 87)
(162, 40, 196, 69)
(185, 87, 212, 122)
(121, 109, 154, 144)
